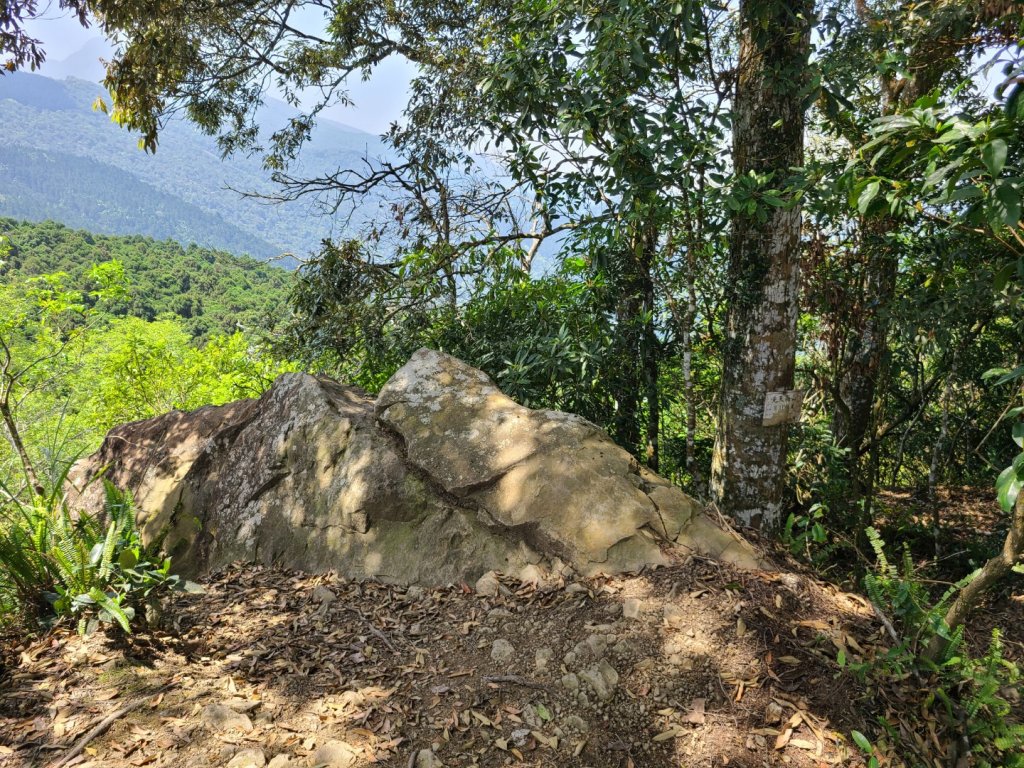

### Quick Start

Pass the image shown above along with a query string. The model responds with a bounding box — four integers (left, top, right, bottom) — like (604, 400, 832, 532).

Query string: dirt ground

(4, 485, 1022, 768)
(875, 486, 1024, 658)
(0, 551, 885, 768)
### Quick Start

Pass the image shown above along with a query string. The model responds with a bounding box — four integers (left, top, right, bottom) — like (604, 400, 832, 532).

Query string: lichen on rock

(68, 348, 763, 584)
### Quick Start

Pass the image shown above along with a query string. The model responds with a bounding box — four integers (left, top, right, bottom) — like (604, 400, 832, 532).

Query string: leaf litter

(0, 558, 884, 767)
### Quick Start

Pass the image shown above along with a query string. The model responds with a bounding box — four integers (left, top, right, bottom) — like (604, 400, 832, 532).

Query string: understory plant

(845, 528, 1024, 767)
(0, 475, 190, 633)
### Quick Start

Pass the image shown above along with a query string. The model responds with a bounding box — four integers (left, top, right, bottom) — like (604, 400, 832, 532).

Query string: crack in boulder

(68, 349, 765, 584)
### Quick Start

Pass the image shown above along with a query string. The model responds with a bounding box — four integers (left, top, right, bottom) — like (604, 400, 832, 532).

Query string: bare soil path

(1, 557, 881, 768)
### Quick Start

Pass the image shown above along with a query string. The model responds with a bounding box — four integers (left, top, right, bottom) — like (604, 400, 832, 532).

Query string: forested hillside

(0, 2, 1023, 767)
(0, 72, 389, 261)
(0, 149, 277, 259)
(0, 219, 292, 339)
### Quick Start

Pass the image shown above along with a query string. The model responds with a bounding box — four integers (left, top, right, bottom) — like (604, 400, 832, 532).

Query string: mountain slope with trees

(0, 218, 292, 339)
(0, 72, 389, 261)
(0, 2, 1023, 766)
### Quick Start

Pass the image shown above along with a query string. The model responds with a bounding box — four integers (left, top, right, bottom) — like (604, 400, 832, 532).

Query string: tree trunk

(826, 0, 1012, 503)
(610, 253, 644, 458)
(640, 223, 660, 472)
(0, 398, 44, 498)
(710, 0, 812, 529)
(610, 219, 660, 469)
(832, 220, 897, 510)
(925, 489, 1024, 663)
(683, 239, 699, 484)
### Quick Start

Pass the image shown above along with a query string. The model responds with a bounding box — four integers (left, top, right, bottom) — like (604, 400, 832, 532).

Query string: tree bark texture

(710, 0, 812, 529)
(925, 489, 1024, 663)
(610, 221, 660, 470)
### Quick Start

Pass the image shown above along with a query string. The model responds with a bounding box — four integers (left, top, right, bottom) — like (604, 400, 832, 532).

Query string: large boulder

(68, 349, 762, 583)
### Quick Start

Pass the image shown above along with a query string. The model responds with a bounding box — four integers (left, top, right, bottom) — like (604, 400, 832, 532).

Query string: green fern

(852, 532, 1024, 766)
(1, 472, 183, 633)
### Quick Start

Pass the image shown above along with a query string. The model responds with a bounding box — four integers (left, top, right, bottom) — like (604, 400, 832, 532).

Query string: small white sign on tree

(762, 390, 804, 427)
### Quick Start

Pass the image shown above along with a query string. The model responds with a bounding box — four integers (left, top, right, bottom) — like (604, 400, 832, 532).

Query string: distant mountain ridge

(0, 72, 393, 262)
(39, 37, 112, 82)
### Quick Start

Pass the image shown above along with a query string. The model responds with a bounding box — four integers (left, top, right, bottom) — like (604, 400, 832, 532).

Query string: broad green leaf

(992, 182, 1021, 227)
(1007, 84, 1024, 121)
(851, 730, 872, 754)
(924, 158, 963, 190)
(982, 139, 1008, 176)
(947, 185, 982, 202)
(857, 181, 881, 215)
(992, 365, 1024, 386)
(996, 463, 1022, 514)
(119, 549, 139, 569)
(994, 261, 1017, 292)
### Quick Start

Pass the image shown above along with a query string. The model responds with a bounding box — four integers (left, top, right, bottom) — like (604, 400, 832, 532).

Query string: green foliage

(990, 365, 1024, 517)
(0, 477, 190, 633)
(0, 218, 292, 341)
(848, 729, 879, 768)
(848, 99, 1024, 232)
(783, 422, 857, 566)
(0, 259, 295, 493)
(862, 527, 967, 658)
(77, 318, 299, 427)
(279, 241, 622, 428)
(849, 529, 1024, 767)
(0, 145, 280, 260)
(782, 503, 831, 563)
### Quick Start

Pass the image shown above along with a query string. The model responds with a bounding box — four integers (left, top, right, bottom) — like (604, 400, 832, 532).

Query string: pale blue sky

(23, 9, 414, 136)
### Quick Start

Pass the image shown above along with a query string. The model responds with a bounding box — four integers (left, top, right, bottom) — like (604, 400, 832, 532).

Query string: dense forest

(1, 1, 1023, 766)
(0, 148, 281, 259)
(1, 219, 293, 339)
(0, 218, 296, 488)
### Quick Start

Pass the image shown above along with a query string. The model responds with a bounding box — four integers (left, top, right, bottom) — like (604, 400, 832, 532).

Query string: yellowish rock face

(69, 349, 763, 584)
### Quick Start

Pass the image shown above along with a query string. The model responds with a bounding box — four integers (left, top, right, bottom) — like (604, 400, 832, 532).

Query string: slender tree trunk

(710, 0, 812, 529)
(925, 490, 1024, 663)
(683, 241, 698, 483)
(642, 300, 660, 469)
(680, 178, 706, 488)
(610, 218, 661, 468)
(0, 397, 44, 498)
(832, 220, 897, 510)
(928, 359, 956, 557)
(826, 0, 1010, 504)
(639, 220, 660, 471)
(0, 336, 45, 498)
(610, 253, 643, 457)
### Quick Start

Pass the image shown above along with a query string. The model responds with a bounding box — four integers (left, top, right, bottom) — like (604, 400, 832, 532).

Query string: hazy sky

(23, 10, 414, 136)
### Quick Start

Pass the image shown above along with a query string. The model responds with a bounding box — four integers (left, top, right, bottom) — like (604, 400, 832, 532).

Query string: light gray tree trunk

(683, 241, 698, 483)
(710, 0, 812, 529)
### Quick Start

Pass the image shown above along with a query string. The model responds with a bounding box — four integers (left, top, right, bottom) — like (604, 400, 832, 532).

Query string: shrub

(0, 476, 190, 633)
(843, 528, 1024, 767)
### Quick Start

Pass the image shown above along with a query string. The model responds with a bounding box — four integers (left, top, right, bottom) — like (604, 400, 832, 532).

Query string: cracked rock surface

(68, 348, 761, 583)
